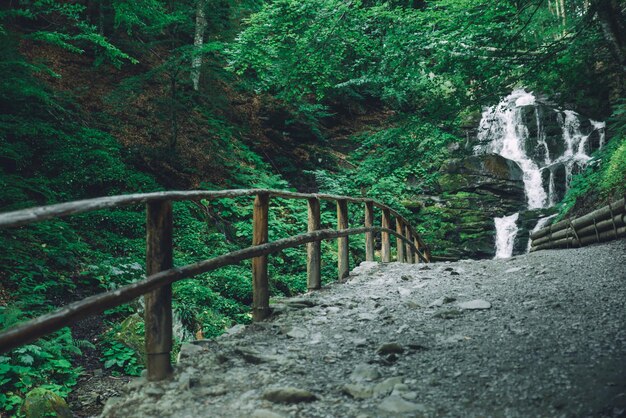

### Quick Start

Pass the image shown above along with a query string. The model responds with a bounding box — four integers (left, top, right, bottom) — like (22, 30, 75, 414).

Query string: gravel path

(102, 239, 626, 418)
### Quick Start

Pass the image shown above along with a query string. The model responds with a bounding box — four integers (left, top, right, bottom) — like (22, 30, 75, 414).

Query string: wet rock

(350, 364, 380, 382)
(285, 327, 308, 339)
(401, 275, 413, 281)
(373, 377, 404, 397)
(263, 387, 317, 404)
(376, 343, 404, 355)
(177, 343, 206, 362)
(378, 395, 426, 413)
(343, 383, 373, 399)
(458, 299, 492, 310)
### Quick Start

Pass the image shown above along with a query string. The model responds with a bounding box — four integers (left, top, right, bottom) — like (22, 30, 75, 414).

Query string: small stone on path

(350, 364, 380, 382)
(457, 299, 492, 310)
(263, 387, 317, 404)
(378, 395, 425, 413)
(377, 343, 404, 355)
(342, 383, 373, 399)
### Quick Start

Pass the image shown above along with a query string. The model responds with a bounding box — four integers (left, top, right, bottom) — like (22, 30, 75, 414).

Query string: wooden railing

(530, 196, 625, 251)
(0, 189, 430, 380)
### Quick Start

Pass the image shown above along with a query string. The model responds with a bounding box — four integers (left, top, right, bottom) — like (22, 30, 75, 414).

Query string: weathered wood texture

(530, 197, 626, 251)
(381, 209, 391, 263)
(0, 226, 418, 354)
(531, 226, 626, 251)
(413, 237, 421, 264)
(145, 200, 174, 380)
(0, 188, 430, 257)
(404, 225, 413, 264)
(252, 194, 270, 321)
(532, 213, 625, 247)
(531, 197, 625, 240)
(307, 198, 322, 290)
(337, 200, 350, 280)
(396, 219, 405, 262)
(364, 202, 375, 262)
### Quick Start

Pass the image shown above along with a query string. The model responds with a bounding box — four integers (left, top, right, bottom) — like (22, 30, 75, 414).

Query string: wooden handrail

(0, 189, 431, 380)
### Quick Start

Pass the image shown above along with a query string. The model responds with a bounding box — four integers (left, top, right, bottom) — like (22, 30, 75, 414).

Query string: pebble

(457, 299, 492, 310)
(342, 383, 373, 399)
(378, 395, 426, 413)
(263, 387, 317, 404)
(350, 364, 380, 382)
(376, 343, 404, 355)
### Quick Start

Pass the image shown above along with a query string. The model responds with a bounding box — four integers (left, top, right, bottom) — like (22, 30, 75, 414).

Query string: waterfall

(494, 213, 519, 258)
(475, 89, 605, 258)
(476, 90, 547, 210)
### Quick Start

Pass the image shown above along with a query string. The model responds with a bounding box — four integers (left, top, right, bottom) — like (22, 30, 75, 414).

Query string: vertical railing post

(364, 201, 375, 262)
(252, 193, 270, 321)
(396, 218, 405, 262)
(307, 198, 321, 290)
(145, 200, 173, 381)
(381, 209, 391, 263)
(413, 236, 421, 263)
(337, 199, 349, 280)
(405, 225, 414, 264)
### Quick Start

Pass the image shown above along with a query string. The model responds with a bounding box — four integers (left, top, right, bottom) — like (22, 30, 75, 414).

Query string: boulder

(22, 388, 72, 418)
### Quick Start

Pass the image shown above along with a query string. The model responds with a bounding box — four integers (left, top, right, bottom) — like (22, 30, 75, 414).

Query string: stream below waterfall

(474, 89, 605, 258)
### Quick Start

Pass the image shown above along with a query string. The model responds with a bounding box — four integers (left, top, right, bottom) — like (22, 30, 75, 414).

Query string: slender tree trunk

(192, 0, 208, 91)
(169, 73, 179, 149)
(594, 0, 626, 73)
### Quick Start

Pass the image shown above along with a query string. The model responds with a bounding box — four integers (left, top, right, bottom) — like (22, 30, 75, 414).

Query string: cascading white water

(494, 213, 519, 258)
(475, 89, 605, 258)
(476, 90, 547, 210)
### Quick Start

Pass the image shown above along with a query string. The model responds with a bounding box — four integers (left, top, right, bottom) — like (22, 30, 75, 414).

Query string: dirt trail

(102, 239, 626, 417)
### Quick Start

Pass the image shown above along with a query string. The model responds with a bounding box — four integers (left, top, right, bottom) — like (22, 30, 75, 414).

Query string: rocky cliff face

(414, 90, 606, 260)
(415, 154, 525, 260)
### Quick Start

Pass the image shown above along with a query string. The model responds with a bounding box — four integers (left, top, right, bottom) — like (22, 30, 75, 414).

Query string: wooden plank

(531, 225, 626, 251)
(396, 219, 405, 262)
(252, 193, 270, 321)
(337, 199, 350, 280)
(145, 200, 174, 381)
(381, 209, 391, 263)
(307, 198, 322, 290)
(364, 202, 375, 262)
(532, 213, 625, 247)
(404, 225, 413, 263)
(531, 197, 626, 240)
(0, 226, 420, 354)
(413, 237, 421, 264)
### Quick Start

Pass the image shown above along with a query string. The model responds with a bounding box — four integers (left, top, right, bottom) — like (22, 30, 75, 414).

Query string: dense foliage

(0, 0, 624, 414)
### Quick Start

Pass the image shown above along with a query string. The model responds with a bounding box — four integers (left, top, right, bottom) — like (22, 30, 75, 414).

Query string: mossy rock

(22, 388, 72, 418)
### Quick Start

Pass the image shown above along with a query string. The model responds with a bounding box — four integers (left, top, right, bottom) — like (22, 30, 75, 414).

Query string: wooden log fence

(0, 189, 431, 381)
(530, 196, 626, 251)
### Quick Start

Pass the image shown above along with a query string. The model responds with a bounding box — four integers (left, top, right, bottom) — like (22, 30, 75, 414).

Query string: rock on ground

(101, 240, 626, 417)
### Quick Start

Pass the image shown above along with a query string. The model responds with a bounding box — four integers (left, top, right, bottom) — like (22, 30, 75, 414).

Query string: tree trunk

(594, 0, 626, 73)
(192, 0, 208, 91)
